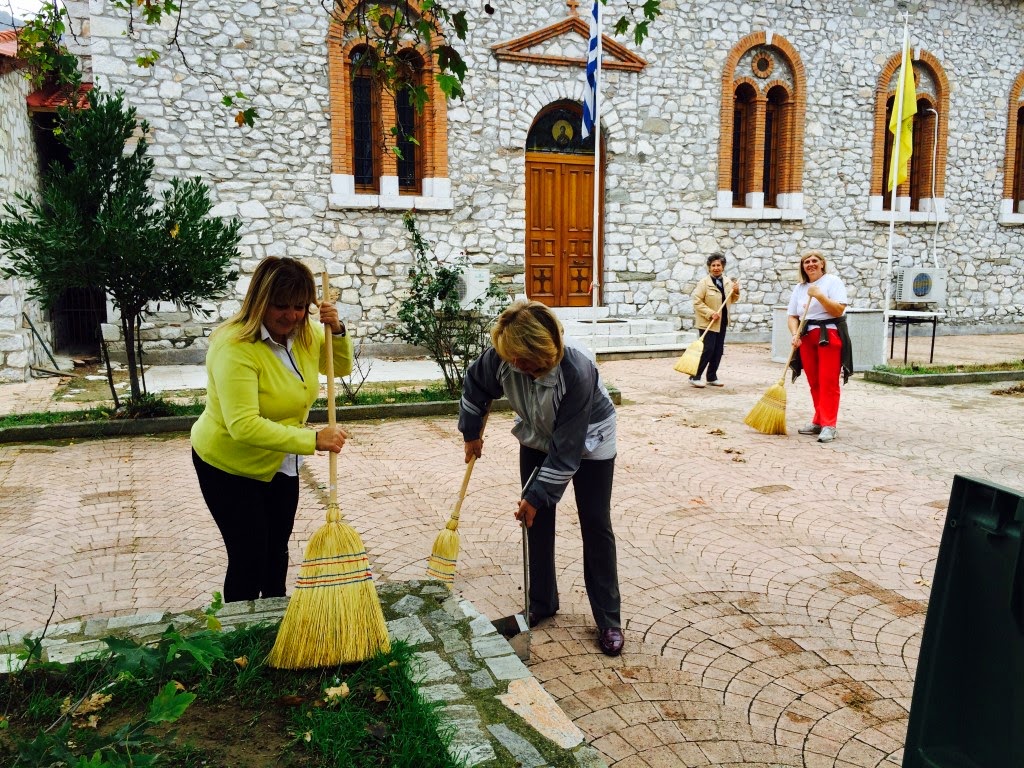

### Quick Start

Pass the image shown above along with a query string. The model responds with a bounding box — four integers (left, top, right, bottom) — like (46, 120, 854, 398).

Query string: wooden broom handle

(322, 272, 338, 508)
(778, 302, 813, 385)
(450, 413, 489, 524)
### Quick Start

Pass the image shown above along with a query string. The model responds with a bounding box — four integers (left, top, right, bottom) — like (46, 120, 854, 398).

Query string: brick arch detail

(510, 82, 621, 148)
(326, 7, 449, 181)
(1002, 70, 1024, 199)
(870, 49, 949, 198)
(717, 31, 807, 197)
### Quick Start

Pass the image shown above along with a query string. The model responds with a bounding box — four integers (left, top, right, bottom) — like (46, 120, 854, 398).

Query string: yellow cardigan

(691, 274, 740, 333)
(191, 322, 353, 481)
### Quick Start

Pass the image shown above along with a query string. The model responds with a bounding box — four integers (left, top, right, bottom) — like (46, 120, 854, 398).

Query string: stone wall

(0, 65, 44, 382)
(74, 0, 1024, 360)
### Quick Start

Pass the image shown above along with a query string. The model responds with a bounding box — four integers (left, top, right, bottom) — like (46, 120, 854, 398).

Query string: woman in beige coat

(689, 253, 741, 387)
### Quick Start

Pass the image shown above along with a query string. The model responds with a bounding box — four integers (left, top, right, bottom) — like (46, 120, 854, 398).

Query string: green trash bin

(903, 474, 1024, 768)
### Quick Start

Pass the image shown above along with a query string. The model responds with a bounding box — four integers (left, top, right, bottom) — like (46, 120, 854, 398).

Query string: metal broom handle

(521, 466, 540, 624)
(322, 272, 338, 510)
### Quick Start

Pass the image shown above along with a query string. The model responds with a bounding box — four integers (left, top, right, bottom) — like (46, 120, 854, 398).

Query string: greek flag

(581, 0, 599, 139)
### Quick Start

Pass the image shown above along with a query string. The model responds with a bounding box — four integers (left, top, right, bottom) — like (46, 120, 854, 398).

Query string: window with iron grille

(1014, 106, 1024, 211)
(350, 48, 380, 193)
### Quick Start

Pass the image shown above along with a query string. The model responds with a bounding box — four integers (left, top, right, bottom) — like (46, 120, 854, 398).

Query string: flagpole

(589, 1, 603, 355)
(884, 13, 910, 338)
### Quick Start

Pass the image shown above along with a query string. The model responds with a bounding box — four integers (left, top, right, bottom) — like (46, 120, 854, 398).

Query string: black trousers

(695, 325, 727, 381)
(519, 446, 621, 629)
(192, 449, 299, 602)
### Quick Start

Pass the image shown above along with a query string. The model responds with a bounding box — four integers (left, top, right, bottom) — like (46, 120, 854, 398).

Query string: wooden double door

(525, 152, 602, 307)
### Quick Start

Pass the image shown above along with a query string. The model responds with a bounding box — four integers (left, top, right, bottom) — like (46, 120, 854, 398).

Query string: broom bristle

(673, 341, 703, 376)
(425, 527, 459, 586)
(268, 516, 390, 669)
(744, 381, 788, 435)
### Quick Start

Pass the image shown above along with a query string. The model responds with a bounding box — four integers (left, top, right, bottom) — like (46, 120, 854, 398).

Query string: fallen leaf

(373, 687, 389, 703)
(303, 731, 312, 742)
(278, 695, 306, 708)
(914, 578, 931, 587)
(235, 110, 246, 127)
(233, 656, 248, 669)
(324, 683, 350, 702)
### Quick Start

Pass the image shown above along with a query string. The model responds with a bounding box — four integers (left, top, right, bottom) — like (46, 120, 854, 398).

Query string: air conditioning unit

(893, 267, 947, 305)
(456, 268, 491, 310)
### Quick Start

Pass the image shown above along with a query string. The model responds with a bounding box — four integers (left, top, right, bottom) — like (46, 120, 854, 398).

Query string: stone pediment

(491, 15, 646, 73)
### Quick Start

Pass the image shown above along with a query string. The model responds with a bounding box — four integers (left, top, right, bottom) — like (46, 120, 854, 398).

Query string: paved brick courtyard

(1, 335, 1022, 767)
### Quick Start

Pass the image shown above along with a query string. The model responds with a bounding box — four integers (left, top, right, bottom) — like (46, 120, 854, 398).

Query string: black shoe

(528, 611, 555, 628)
(598, 627, 624, 656)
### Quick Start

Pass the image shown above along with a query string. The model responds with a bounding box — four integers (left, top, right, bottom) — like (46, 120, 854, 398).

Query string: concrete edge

(0, 389, 622, 445)
(862, 369, 1024, 387)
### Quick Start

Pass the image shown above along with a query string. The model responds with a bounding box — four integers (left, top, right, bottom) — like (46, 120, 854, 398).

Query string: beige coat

(691, 274, 740, 333)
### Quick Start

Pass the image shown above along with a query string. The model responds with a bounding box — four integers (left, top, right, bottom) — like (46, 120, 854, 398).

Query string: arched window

(1000, 71, 1024, 225)
(869, 50, 949, 223)
(731, 83, 756, 207)
(715, 33, 806, 221)
(327, 4, 451, 210)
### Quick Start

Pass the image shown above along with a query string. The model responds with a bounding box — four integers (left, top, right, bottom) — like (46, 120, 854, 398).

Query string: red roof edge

(27, 81, 93, 111)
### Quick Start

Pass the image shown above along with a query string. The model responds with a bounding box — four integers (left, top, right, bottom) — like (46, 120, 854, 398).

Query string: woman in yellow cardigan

(191, 256, 353, 602)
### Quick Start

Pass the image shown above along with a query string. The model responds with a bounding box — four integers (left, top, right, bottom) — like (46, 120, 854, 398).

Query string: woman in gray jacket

(459, 300, 624, 656)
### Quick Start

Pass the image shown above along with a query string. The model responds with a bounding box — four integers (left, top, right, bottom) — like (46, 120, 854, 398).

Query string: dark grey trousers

(519, 446, 621, 629)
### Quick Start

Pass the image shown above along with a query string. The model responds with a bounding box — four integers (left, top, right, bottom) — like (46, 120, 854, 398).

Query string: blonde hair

(798, 250, 828, 283)
(217, 257, 317, 346)
(490, 300, 564, 376)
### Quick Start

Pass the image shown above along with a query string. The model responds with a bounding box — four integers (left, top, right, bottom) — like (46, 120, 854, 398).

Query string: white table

(888, 310, 943, 364)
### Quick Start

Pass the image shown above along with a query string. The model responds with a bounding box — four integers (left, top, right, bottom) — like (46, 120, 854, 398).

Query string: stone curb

(0, 581, 605, 768)
(862, 369, 1024, 387)
(0, 389, 621, 445)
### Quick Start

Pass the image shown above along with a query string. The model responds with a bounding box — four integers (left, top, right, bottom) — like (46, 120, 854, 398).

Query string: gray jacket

(459, 343, 617, 512)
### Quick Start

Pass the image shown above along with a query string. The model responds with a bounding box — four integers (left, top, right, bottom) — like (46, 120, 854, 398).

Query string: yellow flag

(887, 42, 917, 191)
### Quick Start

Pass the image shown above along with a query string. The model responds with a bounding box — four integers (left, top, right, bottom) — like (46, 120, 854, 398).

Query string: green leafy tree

(0, 88, 241, 403)
(397, 212, 509, 398)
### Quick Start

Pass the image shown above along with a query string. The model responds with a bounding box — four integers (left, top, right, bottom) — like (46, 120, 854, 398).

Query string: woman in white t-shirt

(787, 250, 851, 443)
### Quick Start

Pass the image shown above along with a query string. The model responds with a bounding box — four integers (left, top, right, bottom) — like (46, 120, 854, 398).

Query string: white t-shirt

(788, 274, 848, 324)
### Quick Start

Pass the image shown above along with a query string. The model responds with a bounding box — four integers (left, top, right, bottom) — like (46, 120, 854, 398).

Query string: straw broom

(425, 414, 488, 587)
(743, 304, 811, 436)
(268, 273, 390, 669)
(673, 325, 713, 376)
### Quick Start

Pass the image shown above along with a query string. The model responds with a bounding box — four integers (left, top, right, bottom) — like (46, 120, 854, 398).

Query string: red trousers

(799, 327, 842, 428)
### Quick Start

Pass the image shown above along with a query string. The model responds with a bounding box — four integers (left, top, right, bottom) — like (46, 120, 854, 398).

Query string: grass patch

(0, 616, 459, 768)
(873, 360, 1024, 375)
(0, 385, 456, 429)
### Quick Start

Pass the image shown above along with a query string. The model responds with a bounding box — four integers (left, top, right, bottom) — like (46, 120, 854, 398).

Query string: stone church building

(1, 0, 1023, 379)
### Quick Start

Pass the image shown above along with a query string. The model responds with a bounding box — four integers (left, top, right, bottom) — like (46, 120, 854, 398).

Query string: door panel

(525, 153, 601, 307)
(526, 163, 560, 304)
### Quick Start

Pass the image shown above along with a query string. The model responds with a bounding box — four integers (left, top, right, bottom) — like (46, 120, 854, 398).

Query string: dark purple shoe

(598, 627, 624, 656)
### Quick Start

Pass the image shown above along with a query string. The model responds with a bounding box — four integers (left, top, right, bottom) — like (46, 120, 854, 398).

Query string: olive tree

(0, 88, 241, 404)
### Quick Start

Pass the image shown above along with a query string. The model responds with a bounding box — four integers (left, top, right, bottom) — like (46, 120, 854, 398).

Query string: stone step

(559, 315, 696, 351)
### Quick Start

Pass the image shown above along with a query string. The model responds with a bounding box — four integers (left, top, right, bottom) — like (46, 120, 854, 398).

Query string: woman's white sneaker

(817, 427, 837, 443)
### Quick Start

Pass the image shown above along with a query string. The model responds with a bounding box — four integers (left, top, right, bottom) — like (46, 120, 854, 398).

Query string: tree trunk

(121, 312, 143, 401)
